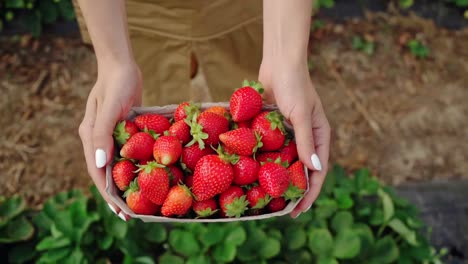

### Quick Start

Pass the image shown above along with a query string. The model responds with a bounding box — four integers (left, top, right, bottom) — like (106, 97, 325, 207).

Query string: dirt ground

(1, 13, 467, 208)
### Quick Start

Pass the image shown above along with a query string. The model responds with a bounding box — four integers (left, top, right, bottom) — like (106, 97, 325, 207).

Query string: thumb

(291, 111, 322, 172)
(93, 101, 119, 168)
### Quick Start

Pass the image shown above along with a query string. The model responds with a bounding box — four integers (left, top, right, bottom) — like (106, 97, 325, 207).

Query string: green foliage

(314, 0, 335, 9)
(3, 165, 446, 263)
(352, 36, 375, 55)
(0, 0, 75, 37)
(0, 196, 34, 243)
(407, 39, 430, 59)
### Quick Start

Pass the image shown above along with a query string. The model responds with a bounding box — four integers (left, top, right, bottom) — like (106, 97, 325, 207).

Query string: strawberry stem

(266, 111, 286, 134)
(225, 195, 249, 218)
(186, 114, 208, 149)
(136, 161, 166, 173)
(242, 79, 264, 94)
(123, 178, 139, 198)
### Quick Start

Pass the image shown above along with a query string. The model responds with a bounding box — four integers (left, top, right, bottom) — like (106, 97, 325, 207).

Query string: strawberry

(230, 80, 263, 122)
(252, 111, 286, 151)
(168, 120, 191, 145)
(192, 151, 238, 201)
(134, 113, 171, 134)
(153, 135, 182, 166)
(233, 156, 260, 186)
(124, 179, 159, 215)
(184, 175, 194, 188)
(187, 111, 229, 149)
(235, 119, 252, 129)
(180, 143, 215, 173)
(137, 161, 170, 205)
(113, 120, 139, 146)
(278, 139, 298, 164)
(268, 197, 286, 213)
(205, 106, 230, 120)
(284, 160, 307, 201)
(167, 165, 185, 186)
(258, 162, 290, 198)
(112, 160, 137, 191)
(246, 186, 271, 209)
(120, 132, 155, 161)
(161, 184, 193, 217)
(256, 152, 289, 167)
(219, 186, 249, 218)
(219, 128, 263, 156)
(193, 199, 218, 218)
(174, 102, 200, 122)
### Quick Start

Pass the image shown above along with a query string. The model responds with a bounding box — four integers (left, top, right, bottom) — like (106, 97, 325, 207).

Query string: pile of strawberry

(111, 80, 307, 219)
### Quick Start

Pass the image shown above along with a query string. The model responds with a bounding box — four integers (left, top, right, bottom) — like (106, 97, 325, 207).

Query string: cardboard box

(105, 103, 309, 222)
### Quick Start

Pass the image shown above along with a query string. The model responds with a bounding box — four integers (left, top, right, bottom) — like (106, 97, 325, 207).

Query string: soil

(1, 13, 467, 208)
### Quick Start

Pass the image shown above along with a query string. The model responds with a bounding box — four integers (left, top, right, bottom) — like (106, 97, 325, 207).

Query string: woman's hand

(78, 61, 142, 221)
(259, 60, 331, 219)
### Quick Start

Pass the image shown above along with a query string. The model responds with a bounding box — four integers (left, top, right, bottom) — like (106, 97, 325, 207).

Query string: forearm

(262, 0, 312, 66)
(77, 0, 134, 67)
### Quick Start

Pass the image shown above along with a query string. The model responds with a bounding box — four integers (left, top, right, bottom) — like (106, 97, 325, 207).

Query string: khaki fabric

(73, 0, 263, 106)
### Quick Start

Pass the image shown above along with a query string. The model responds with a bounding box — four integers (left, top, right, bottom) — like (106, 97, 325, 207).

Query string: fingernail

(107, 203, 117, 214)
(304, 204, 312, 212)
(95, 149, 107, 168)
(118, 212, 127, 221)
(294, 212, 302, 219)
(311, 154, 322, 171)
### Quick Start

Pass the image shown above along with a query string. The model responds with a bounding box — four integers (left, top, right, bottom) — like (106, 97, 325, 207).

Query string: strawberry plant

(407, 39, 430, 59)
(352, 36, 375, 55)
(0, 196, 34, 244)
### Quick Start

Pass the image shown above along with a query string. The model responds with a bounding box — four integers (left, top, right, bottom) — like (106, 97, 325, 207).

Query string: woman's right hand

(78, 60, 142, 221)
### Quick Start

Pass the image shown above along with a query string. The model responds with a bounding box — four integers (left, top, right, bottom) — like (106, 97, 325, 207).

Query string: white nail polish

(95, 149, 107, 168)
(118, 212, 127, 221)
(311, 154, 322, 171)
(107, 203, 117, 214)
(294, 212, 302, 219)
(304, 204, 312, 212)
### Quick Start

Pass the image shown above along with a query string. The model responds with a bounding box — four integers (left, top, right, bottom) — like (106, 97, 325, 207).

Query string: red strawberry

(174, 102, 200, 122)
(153, 135, 182, 166)
(193, 199, 218, 217)
(184, 175, 194, 188)
(230, 80, 263, 122)
(279, 139, 298, 164)
(134, 113, 171, 134)
(180, 143, 215, 173)
(252, 111, 286, 151)
(258, 162, 290, 198)
(205, 106, 230, 120)
(167, 165, 185, 186)
(246, 186, 271, 209)
(168, 120, 191, 145)
(219, 186, 249, 218)
(161, 184, 193, 217)
(219, 128, 263, 156)
(192, 152, 238, 201)
(113, 120, 139, 146)
(268, 197, 286, 212)
(235, 119, 252, 129)
(137, 161, 170, 205)
(187, 111, 229, 149)
(284, 161, 307, 201)
(124, 179, 159, 215)
(233, 156, 260, 186)
(256, 152, 289, 167)
(120, 132, 155, 161)
(112, 160, 137, 191)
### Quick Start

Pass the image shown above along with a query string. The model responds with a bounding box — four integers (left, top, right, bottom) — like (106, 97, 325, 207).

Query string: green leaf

(388, 218, 419, 246)
(259, 237, 281, 259)
(200, 225, 224, 248)
(37, 247, 71, 263)
(334, 188, 354, 209)
(187, 255, 211, 264)
(23, 11, 42, 37)
(36, 236, 71, 251)
(225, 226, 246, 246)
(98, 234, 113, 250)
(322, 167, 337, 195)
(331, 211, 354, 233)
(353, 223, 375, 255)
(378, 189, 394, 223)
(57, 0, 76, 20)
(5, 0, 25, 8)
(134, 256, 156, 264)
(38, 0, 58, 24)
(285, 226, 307, 250)
(144, 223, 166, 243)
(110, 218, 128, 240)
(315, 199, 338, 219)
(370, 208, 384, 226)
(237, 228, 267, 261)
(399, 0, 414, 9)
(213, 242, 237, 263)
(371, 236, 399, 264)
(169, 229, 200, 257)
(0, 216, 34, 243)
(267, 229, 282, 241)
(308, 228, 334, 255)
(333, 229, 361, 259)
(0, 196, 25, 224)
(317, 256, 339, 264)
(64, 248, 85, 264)
(8, 241, 37, 263)
(159, 253, 184, 264)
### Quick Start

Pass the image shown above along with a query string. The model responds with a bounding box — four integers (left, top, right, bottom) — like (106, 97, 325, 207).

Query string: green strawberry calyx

(183, 102, 201, 123)
(143, 128, 160, 140)
(252, 194, 272, 209)
(225, 195, 249, 218)
(186, 114, 208, 150)
(266, 111, 286, 134)
(123, 179, 139, 197)
(260, 157, 289, 168)
(136, 161, 165, 174)
(242, 79, 264, 94)
(283, 184, 305, 202)
(214, 145, 240, 165)
(113, 121, 131, 146)
(195, 208, 218, 218)
(252, 132, 264, 154)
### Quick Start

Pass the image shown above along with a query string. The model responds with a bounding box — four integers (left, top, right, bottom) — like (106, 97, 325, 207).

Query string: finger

(93, 99, 119, 168)
(290, 109, 322, 172)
